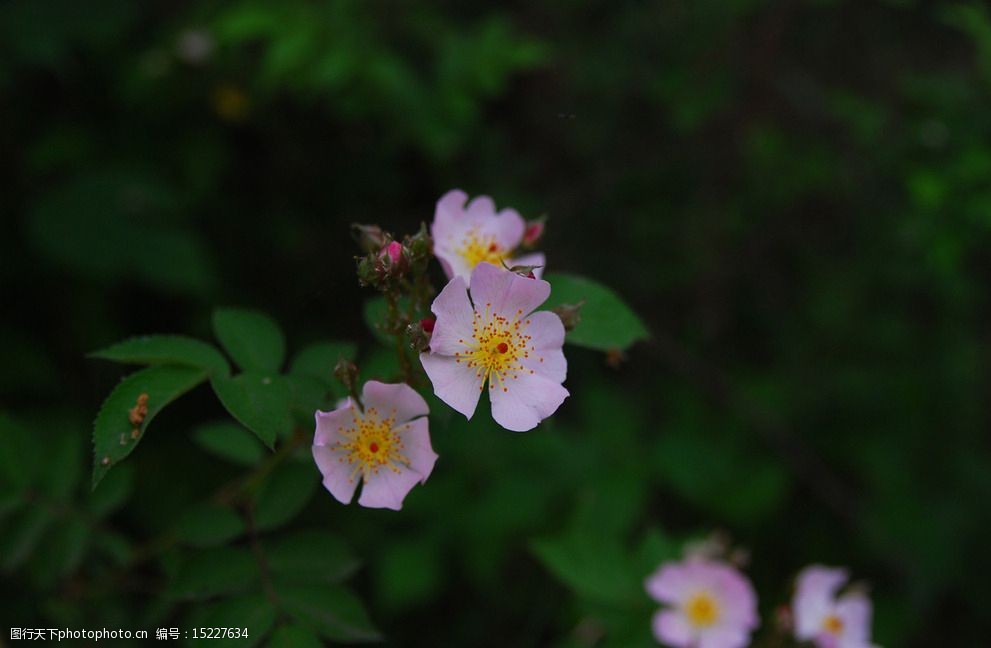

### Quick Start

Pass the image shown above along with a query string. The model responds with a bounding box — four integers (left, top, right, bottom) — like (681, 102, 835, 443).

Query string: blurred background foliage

(1, 0, 990, 645)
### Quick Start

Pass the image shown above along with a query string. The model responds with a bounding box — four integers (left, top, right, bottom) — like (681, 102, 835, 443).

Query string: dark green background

(2, 1, 989, 645)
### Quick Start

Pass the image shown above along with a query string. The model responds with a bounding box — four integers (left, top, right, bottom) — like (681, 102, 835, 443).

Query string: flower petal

(793, 566, 849, 639)
(432, 189, 469, 240)
(469, 262, 551, 318)
(487, 206, 525, 250)
(428, 276, 475, 356)
(835, 592, 872, 643)
(653, 609, 694, 647)
(361, 380, 429, 425)
(698, 626, 750, 648)
(489, 370, 569, 432)
(420, 352, 484, 419)
(357, 466, 422, 510)
(312, 444, 358, 505)
(522, 311, 567, 382)
(646, 563, 693, 605)
(314, 405, 356, 447)
(395, 417, 438, 483)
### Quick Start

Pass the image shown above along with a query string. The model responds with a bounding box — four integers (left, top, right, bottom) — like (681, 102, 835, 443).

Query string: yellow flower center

(453, 305, 542, 392)
(684, 592, 720, 628)
(822, 614, 844, 635)
(456, 230, 505, 269)
(332, 406, 408, 482)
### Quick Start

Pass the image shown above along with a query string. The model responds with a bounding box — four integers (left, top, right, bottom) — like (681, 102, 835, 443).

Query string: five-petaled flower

(312, 380, 437, 511)
(420, 262, 568, 432)
(430, 189, 545, 283)
(792, 565, 878, 648)
(645, 557, 759, 648)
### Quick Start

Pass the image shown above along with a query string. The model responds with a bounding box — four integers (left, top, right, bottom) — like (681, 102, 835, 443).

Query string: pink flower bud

(420, 317, 435, 334)
(381, 240, 403, 265)
(523, 221, 544, 246)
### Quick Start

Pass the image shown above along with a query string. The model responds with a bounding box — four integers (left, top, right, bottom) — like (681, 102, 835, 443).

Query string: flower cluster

(313, 190, 568, 509)
(645, 550, 878, 648)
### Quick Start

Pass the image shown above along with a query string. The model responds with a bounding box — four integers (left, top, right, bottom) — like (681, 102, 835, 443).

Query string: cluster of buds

(353, 223, 432, 291)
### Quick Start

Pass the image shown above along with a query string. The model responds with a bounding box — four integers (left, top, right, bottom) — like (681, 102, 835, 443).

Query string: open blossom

(420, 262, 568, 432)
(312, 381, 437, 511)
(645, 558, 759, 648)
(793, 566, 877, 648)
(431, 189, 545, 283)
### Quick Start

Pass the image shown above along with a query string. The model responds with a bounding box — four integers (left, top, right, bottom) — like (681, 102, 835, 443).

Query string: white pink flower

(430, 189, 545, 283)
(312, 380, 437, 511)
(419, 262, 568, 432)
(792, 565, 877, 648)
(644, 558, 759, 648)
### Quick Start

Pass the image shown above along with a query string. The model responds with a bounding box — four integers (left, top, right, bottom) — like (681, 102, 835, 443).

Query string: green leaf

(290, 341, 357, 389)
(531, 530, 640, 606)
(213, 308, 286, 372)
(253, 462, 318, 532)
(88, 462, 134, 517)
(170, 547, 258, 599)
(185, 593, 276, 648)
(90, 335, 229, 376)
(176, 503, 245, 547)
(275, 581, 382, 643)
(211, 373, 292, 449)
(543, 273, 649, 352)
(92, 365, 208, 487)
(268, 624, 322, 648)
(265, 530, 359, 584)
(191, 421, 265, 466)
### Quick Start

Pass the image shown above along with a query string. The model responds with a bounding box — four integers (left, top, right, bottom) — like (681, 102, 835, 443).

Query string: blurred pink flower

(793, 565, 877, 648)
(312, 380, 437, 511)
(430, 189, 545, 283)
(645, 558, 759, 648)
(420, 262, 568, 432)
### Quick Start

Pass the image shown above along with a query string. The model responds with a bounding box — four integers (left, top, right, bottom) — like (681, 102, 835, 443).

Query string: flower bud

(404, 222, 433, 263)
(381, 240, 403, 265)
(351, 223, 388, 254)
(334, 358, 360, 398)
(522, 218, 546, 249)
(551, 300, 584, 332)
(407, 317, 435, 352)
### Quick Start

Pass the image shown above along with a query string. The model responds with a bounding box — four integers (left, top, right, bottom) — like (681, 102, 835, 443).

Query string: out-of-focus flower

(793, 566, 878, 648)
(644, 558, 759, 648)
(176, 28, 214, 65)
(312, 381, 437, 511)
(430, 190, 545, 283)
(420, 262, 568, 432)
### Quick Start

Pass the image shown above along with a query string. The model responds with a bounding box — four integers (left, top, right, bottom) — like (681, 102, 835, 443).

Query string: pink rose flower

(793, 565, 878, 648)
(430, 189, 545, 283)
(419, 262, 568, 432)
(645, 558, 759, 648)
(312, 380, 437, 511)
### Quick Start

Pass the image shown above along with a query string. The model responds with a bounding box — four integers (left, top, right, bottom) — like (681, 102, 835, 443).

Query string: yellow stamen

(333, 406, 408, 482)
(684, 592, 720, 628)
(822, 614, 844, 635)
(456, 230, 504, 269)
(453, 304, 541, 392)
